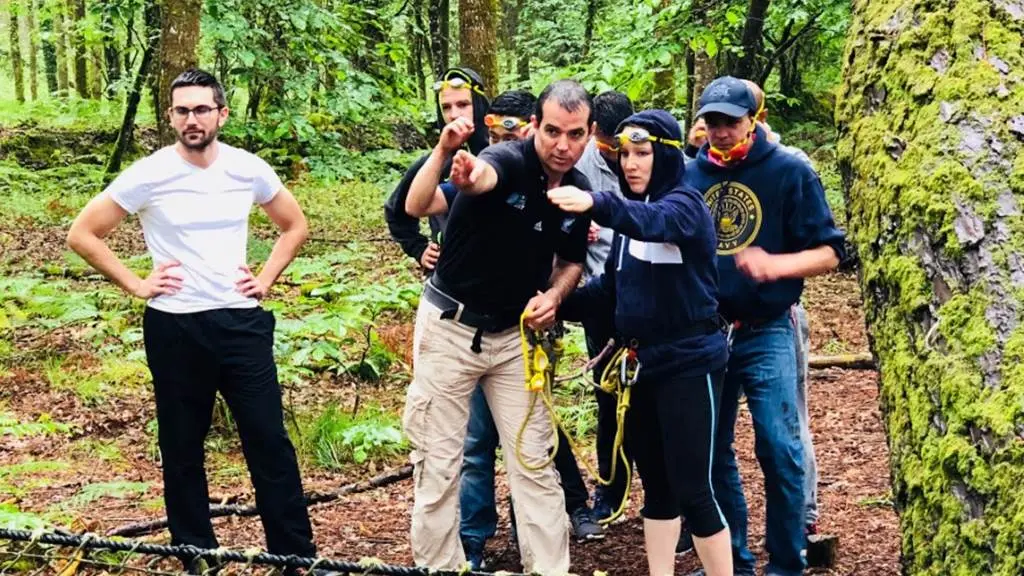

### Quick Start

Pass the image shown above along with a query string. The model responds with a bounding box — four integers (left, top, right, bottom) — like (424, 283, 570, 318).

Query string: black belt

(422, 280, 520, 353)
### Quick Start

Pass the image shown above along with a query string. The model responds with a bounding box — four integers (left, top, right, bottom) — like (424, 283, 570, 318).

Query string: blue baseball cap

(696, 76, 758, 119)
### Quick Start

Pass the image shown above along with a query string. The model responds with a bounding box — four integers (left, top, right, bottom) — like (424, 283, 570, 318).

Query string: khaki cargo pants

(402, 299, 570, 574)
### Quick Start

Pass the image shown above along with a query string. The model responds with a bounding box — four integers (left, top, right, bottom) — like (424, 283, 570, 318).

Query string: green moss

(837, 0, 1024, 569)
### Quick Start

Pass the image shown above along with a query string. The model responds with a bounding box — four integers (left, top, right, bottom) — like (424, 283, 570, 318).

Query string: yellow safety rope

(514, 312, 638, 524)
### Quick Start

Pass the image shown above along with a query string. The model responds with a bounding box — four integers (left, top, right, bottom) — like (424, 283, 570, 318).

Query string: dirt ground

(0, 271, 900, 575)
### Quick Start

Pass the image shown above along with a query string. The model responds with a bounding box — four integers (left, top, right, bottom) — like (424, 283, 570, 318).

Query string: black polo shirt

(434, 137, 591, 320)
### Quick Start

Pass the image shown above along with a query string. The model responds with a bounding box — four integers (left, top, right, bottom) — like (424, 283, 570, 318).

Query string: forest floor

(0, 128, 899, 575)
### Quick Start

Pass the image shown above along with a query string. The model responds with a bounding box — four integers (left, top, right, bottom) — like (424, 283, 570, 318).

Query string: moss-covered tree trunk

(68, 0, 86, 98)
(40, 5, 58, 94)
(836, 0, 1024, 572)
(458, 0, 498, 96)
(8, 0, 26, 103)
(53, 0, 69, 94)
(153, 0, 201, 146)
(26, 0, 39, 100)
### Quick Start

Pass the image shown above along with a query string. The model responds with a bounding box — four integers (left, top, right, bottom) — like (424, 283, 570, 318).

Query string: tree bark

(89, 44, 104, 98)
(428, 0, 449, 77)
(68, 0, 87, 98)
(731, 0, 770, 80)
(514, 0, 527, 82)
(8, 0, 26, 103)
(836, 0, 1024, 571)
(581, 0, 597, 59)
(458, 0, 498, 96)
(102, 5, 121, 97)
(690, 50, 717, 120)
(684, 47, 695, 131)
(53, 0, 69, 94)
(153, 0, 201, 146)
(40, 4, 57, 94)
(25, 0, 38, 100)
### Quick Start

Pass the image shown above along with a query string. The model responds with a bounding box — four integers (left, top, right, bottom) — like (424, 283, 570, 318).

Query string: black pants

(587, 335, 633, 506)
(143, 307, 315, 557)
(628, 368, 727, 538)
(553, 427, 590, 513)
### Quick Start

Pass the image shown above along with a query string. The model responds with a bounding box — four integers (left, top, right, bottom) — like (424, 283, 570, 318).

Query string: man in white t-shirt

(67, 69, 317, 574)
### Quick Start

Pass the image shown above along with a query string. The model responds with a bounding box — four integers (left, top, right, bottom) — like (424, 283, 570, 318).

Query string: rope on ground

(109, 464, 414, 538)
(0, 528, 525, 576)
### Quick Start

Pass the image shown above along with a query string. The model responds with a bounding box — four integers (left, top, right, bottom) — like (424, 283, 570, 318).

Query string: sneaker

(569, 506, 605, 542)
(462, 539, 487, 571)
(675, 523, 694, 555)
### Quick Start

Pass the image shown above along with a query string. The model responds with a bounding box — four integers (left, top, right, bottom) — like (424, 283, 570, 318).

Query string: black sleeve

(477, 140, 524, 194)
(556, 212, 591, 264)
(383, 155, 431, 262)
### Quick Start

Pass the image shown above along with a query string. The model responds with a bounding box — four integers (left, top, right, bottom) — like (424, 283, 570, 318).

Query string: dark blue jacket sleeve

(784, 170, 846, 261)
(384, 155, 430, 262)
(589, 189, 709, 244)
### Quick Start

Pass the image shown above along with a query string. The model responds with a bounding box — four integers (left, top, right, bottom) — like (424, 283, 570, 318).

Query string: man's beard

(178, 126, 219, 151)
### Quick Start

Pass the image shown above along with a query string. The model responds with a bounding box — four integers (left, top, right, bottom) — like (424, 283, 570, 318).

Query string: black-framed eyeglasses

(170, 105, 221, 120)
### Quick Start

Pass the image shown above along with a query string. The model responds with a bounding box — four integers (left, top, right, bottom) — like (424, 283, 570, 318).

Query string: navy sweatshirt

(685, 124, 846, 322)
(561, 110, 728, 381)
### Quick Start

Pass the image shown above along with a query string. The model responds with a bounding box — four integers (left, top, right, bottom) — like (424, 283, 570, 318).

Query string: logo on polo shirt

(560, 217, 575, 233)
(704, 181, 762, 255)
(534, 221, 543, 232)
(506, 192, 527, 210)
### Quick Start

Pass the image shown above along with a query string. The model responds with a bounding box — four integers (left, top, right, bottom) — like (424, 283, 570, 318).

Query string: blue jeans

(459, 385, 499, 549)
(713, 313, 806, 576)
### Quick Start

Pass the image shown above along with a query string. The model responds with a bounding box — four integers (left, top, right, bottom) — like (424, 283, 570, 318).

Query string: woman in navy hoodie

(549, 110, 732, 576)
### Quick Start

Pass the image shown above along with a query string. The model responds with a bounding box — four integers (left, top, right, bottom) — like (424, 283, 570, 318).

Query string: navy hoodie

(383, 67, 490, 262)
(685, 124, 846, 322)
(561, 110, 728, 381)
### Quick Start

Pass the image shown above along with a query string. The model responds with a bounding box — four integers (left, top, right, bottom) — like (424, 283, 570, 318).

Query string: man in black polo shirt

(402, 80, 592, 573)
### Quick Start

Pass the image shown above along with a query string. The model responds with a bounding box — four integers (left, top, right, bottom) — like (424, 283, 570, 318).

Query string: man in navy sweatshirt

(684, 76, 845, 576)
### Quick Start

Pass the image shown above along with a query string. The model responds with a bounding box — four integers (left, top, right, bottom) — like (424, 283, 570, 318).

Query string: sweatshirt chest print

(704, 181, 763, 255)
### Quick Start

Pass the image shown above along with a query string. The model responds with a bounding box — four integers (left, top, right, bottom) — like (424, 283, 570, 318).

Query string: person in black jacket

(383, 66, 490, 271)
(549, 109, 733, 576)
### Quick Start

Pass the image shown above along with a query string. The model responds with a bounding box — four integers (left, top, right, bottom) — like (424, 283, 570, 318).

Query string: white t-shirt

(105, 143, 282, 314)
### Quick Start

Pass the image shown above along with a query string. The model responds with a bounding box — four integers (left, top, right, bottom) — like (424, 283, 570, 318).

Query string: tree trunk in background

(54, 0, 69, 94)
(413, 0, 430, 98)
(684, 47, 695, 131)
(428, 0, 448, 77)
(69, 0, 87, 98)
(41, 5, 58, 94)
(651, 0, 677, 110)
(26, 0, 39, 100)
(102, 6, 121, 97)
(514, 0, 527, 82)
(154, 0, 201, 145)
(89, 45, 104, 98)
(8, 1, 26, 103)
(731, 0, 770, 80)
(688, 0, 717, 120)
(458, 0, 498, 96)
(107, 0, 158, 177)
(581, 0, 597, 58)
(690, 50, 717, 120)
(836, 0, 1024, 572)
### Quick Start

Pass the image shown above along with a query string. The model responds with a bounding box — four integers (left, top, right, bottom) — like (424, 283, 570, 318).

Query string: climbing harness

(513, 312, 637, 524)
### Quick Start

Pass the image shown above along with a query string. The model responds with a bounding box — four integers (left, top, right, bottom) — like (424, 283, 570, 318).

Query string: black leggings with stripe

(627, 368, 727, 538)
